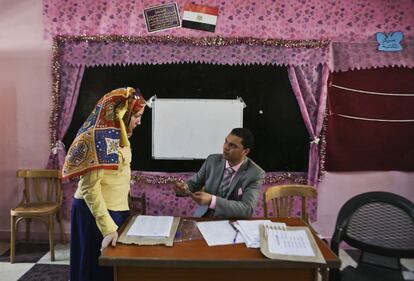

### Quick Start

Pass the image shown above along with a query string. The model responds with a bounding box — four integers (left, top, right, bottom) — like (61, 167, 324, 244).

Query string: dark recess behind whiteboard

(63, 63, 309, 172)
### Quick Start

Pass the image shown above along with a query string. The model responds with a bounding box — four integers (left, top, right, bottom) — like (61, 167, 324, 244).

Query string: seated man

(174, 128, 265, 218)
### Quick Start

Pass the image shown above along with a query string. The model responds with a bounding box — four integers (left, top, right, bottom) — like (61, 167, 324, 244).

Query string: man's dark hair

(230, 128, 254, 150)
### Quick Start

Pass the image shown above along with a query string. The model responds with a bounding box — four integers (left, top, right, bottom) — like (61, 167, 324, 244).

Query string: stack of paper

(259, 224, 325, 263)
(126, 215, 173, 237)
(234, 220, 283, 248)
(265, 224, 314, 256)
(195, 220, 289, 248)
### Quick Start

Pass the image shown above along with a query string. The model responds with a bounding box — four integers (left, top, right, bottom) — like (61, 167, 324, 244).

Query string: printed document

(126, 215, 173, 237)
(266, 227, 315, 256)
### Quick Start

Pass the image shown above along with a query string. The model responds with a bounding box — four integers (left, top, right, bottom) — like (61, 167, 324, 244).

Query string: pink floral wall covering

(43, 0, 414, 42)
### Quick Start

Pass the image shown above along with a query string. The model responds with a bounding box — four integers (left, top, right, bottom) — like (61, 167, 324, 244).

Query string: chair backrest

(263, 184, 317, 222)
(16, 169, 62, 205)
(331, 191, 414, 259)
(128, 191, 146, 215)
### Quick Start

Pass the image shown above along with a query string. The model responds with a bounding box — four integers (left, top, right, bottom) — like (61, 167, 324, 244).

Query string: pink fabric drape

(47, 65, 85, 170)
(42, 0, 414, 43)
(331, 42, 414, 72)
(60, 171, 308, 220)
(42, 0, 414, 72)
(58, 39, 330, 68)
(288, 64, 329, 186)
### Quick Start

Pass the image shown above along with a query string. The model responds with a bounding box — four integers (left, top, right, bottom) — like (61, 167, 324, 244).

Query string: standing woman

(62, 87, 146, 281)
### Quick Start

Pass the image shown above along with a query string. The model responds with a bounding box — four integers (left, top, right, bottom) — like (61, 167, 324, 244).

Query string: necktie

(220, 167, 235, 198)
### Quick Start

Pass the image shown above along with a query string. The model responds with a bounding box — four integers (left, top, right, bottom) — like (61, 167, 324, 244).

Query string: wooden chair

(10, 169, 65, 263)
(128, 191, 146, 215)
(263, 184, 317, 223)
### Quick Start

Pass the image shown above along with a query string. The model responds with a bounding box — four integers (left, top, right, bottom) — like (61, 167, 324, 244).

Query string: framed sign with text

(144, 3, 181, 33)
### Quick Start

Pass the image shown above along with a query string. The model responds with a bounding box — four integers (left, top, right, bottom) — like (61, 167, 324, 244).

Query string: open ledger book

(259, 223, 326, 264)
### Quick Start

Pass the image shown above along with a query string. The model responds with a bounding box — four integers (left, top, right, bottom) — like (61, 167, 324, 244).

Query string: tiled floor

(0, 241, 413, 281)
(0, 241, 69, 281)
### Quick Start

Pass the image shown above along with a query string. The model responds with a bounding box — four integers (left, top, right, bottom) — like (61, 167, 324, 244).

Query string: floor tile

(18, 264, 69, 281)
(0, 242, 49, 263)
(402, 259, 414, 271)
(37, 243, 70, 265)
(403, 271, 414, 280)
(339, 249, 357, 269)
(0, 262, 34, 281)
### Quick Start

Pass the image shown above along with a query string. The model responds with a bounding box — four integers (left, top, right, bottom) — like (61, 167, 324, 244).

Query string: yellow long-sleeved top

(74, 146, 131, 236)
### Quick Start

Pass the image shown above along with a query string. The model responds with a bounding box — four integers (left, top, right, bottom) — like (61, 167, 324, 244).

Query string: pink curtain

(288, 64, 329, 186)
(47, 64, 85, 170)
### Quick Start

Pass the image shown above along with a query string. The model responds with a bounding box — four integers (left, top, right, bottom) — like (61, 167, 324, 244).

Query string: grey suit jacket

(186, 154, 265, 218)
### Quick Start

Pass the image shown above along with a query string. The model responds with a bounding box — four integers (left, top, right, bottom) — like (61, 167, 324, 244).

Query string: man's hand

(190, 191, 212, 205)
(101, 231, 118, 251)
(173, 181, 190, 195)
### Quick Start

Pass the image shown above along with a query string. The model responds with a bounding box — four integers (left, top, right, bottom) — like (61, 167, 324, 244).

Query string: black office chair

(330, 191, 414, 281)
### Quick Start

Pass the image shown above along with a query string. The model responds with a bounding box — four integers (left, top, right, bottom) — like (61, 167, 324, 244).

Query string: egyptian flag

(182, 4, 219, 32)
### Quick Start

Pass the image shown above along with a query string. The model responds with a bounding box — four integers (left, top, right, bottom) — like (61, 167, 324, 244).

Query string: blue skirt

(70, 198, 129, 281)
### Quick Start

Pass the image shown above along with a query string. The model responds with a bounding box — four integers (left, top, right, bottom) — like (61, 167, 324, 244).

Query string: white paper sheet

(234, 220, 274, 248)
(197, 220, 244, 246)
(266, 228, 315, 257)
(126, 215, 173, 237)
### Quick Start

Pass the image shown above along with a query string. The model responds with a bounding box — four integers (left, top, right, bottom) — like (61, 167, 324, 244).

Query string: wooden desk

(100, 217, 340, 281)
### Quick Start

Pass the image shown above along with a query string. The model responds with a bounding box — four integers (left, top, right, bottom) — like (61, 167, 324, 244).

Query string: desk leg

(114, 266, 118, 281)
(320, 268, 329, 281)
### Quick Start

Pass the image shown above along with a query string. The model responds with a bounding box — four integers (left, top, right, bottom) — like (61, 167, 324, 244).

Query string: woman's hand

(101, 231, 118, 251)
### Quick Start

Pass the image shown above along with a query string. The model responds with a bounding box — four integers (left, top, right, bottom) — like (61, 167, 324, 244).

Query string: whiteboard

(152, 99, 244, 159)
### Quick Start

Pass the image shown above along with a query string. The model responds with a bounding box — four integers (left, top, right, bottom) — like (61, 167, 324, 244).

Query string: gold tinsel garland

(49, 34, 329, 149)
(318, 109, 329, 182)
(54, 35, 330, 48)
(131, 172, 307, 185)
(50, 39, 61, 149)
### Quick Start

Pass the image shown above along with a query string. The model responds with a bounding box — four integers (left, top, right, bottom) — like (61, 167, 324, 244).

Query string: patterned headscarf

(62, 87, 146, 179)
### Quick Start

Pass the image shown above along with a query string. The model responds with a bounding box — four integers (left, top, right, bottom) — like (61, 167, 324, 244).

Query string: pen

(233, 230, 239, 243)
(229, 221, 239, 244)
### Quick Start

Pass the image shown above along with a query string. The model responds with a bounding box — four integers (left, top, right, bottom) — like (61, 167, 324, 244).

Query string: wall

(0, 0, 66, 239)
(0, 0, 412, 240)
(314, 171, 414, 237)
